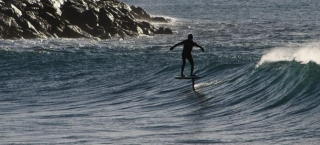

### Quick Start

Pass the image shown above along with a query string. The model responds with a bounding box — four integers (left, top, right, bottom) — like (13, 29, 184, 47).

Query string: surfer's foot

(181, 74, 186, 77)
(190, 74, 196, 76)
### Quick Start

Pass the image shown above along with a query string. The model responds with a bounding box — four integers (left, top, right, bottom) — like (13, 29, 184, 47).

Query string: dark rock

(0, 14, 11, 38)
(4, 30, 23, 39)
(155, 27, 164, 34)
(5, 0, 26, 11)
(0, 25, 4, 38)
(79, 9, 98, 28)
(105, 6, 123, 20)
(0, 0, 172, 39)
(9, 4, 22, 17)
(78, 23, 93, 35)
(121, 21, 143, 34)
(117, 29, 127, 38)
(41, 0, 63, 16)
(0, 0, 4, 7)
(91, 26, 105, 37)
(120, 28, 138, 37)
(138, 21, 157, 35)
(16, 18, 41, 38)
(98, 8, 115, 29)
(121, 15, 134, 22)
(155, 27, 173, 34)
(24, 0, 43, 5)
(62, 5, 84, 24)
(105, 26, 118, 36)
(164, 27, 173, 34)
(22, 29, 48, 39)
(0, 13, 18, 29)
(0, 12, 23, 38)
(119, 3, 134, 18)
(140, 21, 157, 29)
(100, 33, 111, 39)
(87, 2, 99, 11)
(130, 5, 151, 20)
(151, 17, 168, 23)
(62, 25, 98, 40)
(0, 7, 16, 18)
(130, 5, 169, 23)
(23, 11, 51, 32)
(64, 0, 88, 8)
(25, 2, 43, 12)
(24, 7, 40, 12)
(0, 4, 22, 18)
(39, 12, 64, 36)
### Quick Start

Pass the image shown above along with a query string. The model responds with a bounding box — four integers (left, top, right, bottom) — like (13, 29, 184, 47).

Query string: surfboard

(174, 76, 201, 79)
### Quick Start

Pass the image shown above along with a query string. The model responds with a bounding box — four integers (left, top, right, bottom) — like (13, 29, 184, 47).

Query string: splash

(194, 79, 229, 90)
(257, 42, 320, 67)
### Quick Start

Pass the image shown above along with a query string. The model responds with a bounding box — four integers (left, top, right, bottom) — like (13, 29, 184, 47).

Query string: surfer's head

(188, 34, 193, 40)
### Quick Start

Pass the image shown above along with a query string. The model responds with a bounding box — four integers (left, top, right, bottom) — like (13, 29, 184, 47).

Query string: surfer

(170, 34, 204, 77)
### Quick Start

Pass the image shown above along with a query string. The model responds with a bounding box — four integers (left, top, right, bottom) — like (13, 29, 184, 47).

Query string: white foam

(194, 79, 229, 89)
(257, 42, 320, 67)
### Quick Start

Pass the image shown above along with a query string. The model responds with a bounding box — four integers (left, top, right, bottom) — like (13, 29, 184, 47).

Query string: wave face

(2, 0, 320, 144)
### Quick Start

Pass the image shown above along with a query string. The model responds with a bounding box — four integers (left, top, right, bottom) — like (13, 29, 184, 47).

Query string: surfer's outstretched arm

(194, 43, 205, 52)
(170, 41, 184, 50)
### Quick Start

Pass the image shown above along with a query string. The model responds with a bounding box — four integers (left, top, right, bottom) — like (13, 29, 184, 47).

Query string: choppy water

(1, 0, 320, 144)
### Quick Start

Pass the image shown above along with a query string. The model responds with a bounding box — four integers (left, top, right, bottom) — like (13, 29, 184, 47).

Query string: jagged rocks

(130, 6, 150, 20)
(0, 0, 4, 7)
(0, 12, 23, 39)
(79, 10, 99, 28)
(98, 8, 115, 29)
(39, 12, 64, 36)
(155, 27, 173, 34)
(63, 25, 98, 40)
(130, 5, 169, 23)
(0, 4, 22, 18)
(41, 0, 63, 16)
(91, 26, 105, 37)
(4, 0, 26, 11)
(62, 5, 84, 24)
(23, 11, 51, 32)
(16, 18, 41, 38)
(152, 17, 168, 23)
(0, 0, 173, 39)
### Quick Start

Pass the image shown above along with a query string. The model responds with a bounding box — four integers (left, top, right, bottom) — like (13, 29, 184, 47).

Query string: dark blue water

(1, 0, 320, 144)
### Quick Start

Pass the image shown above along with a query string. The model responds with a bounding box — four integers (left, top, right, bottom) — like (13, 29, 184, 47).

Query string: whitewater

(1, 0, 320, 144)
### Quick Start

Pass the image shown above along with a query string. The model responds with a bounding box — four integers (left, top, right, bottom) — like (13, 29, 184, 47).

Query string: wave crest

(257, 42, 320, 67)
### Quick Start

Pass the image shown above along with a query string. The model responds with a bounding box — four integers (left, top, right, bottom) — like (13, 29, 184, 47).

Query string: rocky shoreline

(0, 0, 173, 40)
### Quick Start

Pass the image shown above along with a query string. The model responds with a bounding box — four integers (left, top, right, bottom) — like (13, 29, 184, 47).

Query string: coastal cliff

(0, 0, 173, 40)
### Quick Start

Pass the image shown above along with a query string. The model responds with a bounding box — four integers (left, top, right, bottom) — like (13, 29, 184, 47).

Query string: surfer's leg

(187, 56, 194, 76)
(181, 55, 186, 76)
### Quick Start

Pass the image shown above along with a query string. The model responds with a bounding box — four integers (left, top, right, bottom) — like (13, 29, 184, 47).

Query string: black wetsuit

(181, 39, 196, 75)
(170, 39, 203, 76)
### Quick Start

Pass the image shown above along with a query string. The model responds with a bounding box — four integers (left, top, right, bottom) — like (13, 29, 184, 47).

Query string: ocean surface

(1, 0, 320, 144)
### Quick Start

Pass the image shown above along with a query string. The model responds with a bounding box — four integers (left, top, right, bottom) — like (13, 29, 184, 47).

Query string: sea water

(1, 0, 320, 144)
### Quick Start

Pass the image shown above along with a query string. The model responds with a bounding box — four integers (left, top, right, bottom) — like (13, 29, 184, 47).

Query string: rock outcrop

(0, 0, 173, 39)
